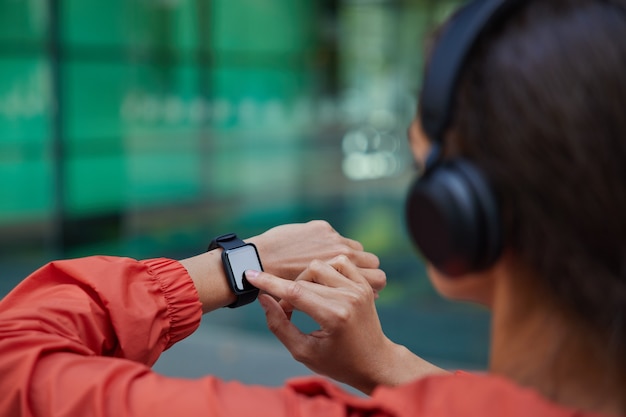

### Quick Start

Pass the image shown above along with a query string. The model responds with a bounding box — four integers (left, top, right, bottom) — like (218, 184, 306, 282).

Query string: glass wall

(0, 0, 489, 374)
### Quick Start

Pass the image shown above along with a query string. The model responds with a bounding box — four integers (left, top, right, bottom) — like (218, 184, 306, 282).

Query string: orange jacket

(0, 256, 608, 417)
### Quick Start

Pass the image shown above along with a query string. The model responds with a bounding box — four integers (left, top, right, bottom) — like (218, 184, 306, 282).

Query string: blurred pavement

(153, 320, 316, 386)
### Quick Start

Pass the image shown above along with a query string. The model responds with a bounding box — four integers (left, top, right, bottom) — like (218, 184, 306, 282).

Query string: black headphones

(405, 0, 525, 276)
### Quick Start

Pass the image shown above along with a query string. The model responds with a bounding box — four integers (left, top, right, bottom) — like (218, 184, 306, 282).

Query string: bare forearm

(357, 341, 448, 395)
(179, 250, 235, 313)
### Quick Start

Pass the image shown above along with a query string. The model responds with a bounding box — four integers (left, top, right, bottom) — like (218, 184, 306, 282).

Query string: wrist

(179, 251, 237, 313)
(208, 233, 262, 308)
(355, 338, 404, 394)
(352, 340, 447, 395)
(245, 233, 289, 279)
(379, 342, 448, 388)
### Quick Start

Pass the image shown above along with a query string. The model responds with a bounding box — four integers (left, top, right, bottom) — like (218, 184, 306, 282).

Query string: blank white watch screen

(226, 245, 262, 291)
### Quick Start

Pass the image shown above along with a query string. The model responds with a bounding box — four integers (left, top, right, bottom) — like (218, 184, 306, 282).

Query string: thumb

(278, 299, 294, 321)
(258, 294, 307, 352)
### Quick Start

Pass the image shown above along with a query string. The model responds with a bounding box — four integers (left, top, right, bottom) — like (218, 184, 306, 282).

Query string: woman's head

(413, 0, 626, 352)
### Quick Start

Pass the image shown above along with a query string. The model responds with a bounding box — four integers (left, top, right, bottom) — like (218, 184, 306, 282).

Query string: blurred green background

(0, 0, 489, 377)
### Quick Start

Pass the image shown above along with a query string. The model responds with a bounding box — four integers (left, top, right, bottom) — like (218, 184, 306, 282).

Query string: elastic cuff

(142, 258, 203, 348)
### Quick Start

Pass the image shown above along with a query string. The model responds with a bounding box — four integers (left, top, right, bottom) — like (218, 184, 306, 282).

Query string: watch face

(224, 244, 263, 292)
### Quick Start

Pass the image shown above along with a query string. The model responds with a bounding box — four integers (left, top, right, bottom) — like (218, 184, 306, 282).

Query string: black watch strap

(208, 233, 260, 308)
(227, 288, 258, 308)
(208, 233, 243, 251)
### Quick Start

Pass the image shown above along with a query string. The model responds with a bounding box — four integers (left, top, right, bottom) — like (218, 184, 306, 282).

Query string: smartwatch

(207, 233, 263, 308)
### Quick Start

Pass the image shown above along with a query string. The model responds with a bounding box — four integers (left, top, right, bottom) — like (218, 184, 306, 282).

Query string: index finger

(245, 266, 349, 316)
(244, 269, 328, 308)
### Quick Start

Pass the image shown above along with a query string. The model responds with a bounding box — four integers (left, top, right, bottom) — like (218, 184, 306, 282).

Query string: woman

(1, 0, 625, 416)
(267, 0, 626, 413)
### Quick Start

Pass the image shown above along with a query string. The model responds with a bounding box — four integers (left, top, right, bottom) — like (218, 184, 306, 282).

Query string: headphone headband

(419, 0, 527, 142)
(405, 0, 523, 275)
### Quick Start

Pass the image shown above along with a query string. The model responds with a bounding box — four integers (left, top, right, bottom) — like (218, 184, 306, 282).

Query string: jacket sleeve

(0, 256, 395, 417)
(0, 256, 203, 416)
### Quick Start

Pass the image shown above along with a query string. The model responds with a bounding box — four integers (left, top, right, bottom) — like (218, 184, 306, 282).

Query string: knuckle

(336, 246, 352, 258)
(333, 305, 352, 324)
(310, 219, 332, 231)
(285, 281, 305, 301)
(335, 254, 351, 266)
(308, 259, 325, 273)
(352, 284, 371, 301)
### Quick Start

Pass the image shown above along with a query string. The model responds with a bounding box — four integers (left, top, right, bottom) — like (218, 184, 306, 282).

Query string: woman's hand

(247, 220, 386, 293)
(245, 256, 446, 394)
(181, 220, 385, 313)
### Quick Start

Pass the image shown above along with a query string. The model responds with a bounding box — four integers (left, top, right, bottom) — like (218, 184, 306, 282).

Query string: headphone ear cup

(405, 159, 502, 276)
